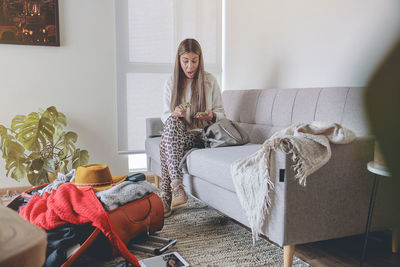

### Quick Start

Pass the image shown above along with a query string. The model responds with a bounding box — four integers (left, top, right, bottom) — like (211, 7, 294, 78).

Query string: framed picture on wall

(0, 0, 60, 46)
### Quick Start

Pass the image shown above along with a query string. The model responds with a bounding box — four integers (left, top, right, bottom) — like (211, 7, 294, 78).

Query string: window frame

(115, 0, 222, 155)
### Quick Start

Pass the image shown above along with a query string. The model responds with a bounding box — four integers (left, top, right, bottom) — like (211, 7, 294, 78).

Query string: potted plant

(0, 106, 89, 186)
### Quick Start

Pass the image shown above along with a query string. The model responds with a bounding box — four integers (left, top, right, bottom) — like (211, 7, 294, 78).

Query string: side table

(360, 161, 392, 267)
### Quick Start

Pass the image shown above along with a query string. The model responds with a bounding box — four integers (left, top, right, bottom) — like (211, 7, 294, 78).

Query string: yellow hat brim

(72, 175, 128, 192)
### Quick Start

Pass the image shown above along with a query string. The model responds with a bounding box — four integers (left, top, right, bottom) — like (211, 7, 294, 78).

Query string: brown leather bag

(62, 192, 164, 266)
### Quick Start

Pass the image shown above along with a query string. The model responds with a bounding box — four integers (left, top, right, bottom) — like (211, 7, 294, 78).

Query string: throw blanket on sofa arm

(231, 121, 356, 244)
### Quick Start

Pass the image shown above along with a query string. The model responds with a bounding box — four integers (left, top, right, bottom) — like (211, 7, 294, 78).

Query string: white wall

(0, 0, 128, 188)
(224, 0, 400, 90)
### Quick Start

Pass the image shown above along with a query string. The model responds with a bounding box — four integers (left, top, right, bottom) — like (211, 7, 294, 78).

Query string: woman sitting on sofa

(160, 38, 225, 217)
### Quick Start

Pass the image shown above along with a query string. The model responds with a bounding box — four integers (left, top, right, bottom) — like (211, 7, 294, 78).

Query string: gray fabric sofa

(145, 87, 400, 266)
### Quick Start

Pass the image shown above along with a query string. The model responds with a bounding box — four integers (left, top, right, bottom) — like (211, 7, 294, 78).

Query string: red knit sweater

(19, 183, 139, 267)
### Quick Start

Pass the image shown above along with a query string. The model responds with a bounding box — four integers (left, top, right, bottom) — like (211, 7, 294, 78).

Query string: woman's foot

(171, 179, 188, 210)
(160, 192, 172, 217)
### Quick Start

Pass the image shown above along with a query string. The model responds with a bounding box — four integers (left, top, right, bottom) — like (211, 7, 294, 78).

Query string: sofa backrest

(222, 87, 370, 144)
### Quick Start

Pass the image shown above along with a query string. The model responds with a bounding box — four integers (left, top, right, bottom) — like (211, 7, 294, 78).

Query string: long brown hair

(171, 39, 207, 129)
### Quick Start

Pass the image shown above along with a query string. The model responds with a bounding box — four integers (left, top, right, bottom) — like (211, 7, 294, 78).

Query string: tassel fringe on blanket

(231, 121, 356, 244)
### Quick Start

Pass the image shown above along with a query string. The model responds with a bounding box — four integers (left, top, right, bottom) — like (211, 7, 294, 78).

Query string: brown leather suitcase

(63, 192, 164, 266)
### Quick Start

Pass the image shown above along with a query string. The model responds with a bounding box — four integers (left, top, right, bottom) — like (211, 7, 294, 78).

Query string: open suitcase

(7, 182, 164, 266)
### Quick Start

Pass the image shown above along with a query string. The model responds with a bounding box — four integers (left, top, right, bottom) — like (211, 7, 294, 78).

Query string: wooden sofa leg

(393, 227, 399, 253)
(284, 245, 295, 267)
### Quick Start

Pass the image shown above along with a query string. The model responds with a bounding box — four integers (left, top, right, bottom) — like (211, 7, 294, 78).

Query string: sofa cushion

(145, 137, 261, 193)
(185, 144, 262, 192)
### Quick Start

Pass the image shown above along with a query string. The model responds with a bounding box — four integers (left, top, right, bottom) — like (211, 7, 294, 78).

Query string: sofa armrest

(146, 118, 163, 138)
(266, 136, 377, 246)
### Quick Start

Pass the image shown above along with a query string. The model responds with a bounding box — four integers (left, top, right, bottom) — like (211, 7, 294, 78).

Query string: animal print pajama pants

(159, 116, 204, 198)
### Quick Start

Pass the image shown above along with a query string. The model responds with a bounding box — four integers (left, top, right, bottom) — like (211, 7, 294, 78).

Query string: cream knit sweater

(161, 72, 225, 129)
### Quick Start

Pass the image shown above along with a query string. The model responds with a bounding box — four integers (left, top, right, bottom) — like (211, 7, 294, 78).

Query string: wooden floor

(295, 231, 400, 267)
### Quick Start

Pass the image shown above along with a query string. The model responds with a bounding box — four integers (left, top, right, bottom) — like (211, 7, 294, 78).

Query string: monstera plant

(0, 106, 89, 186)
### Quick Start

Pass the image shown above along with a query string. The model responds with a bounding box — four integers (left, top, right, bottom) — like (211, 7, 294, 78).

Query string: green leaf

(31, 158, 44, 170)
(64, 131, 78, 143)
(2, 141, 25, 179)
(59, 131, 77, 158)
(14, 112, 55, 151)
(2, 140, 28, 181)
(40, 117, 55, 143)
(10, 115, 26, 131)
(0, 125, 7, 138)
(53, 124, 64, 144)
(42, 106, 67, 127)
(57, 112, 67, 127)
(27, 169, 49, 186)
(28, 151, 42, 160)
(2, 140, 25, 158)
(9, 164, 28, 180)
(42, 106, 58, 118)
(0, 125, 13, 153)
(60, 159, 69, 174)
(0, 125, 6, 135)
(16, 120, 42, 150)
(5, 155, 28, 181)
(72, 149, 89, 169)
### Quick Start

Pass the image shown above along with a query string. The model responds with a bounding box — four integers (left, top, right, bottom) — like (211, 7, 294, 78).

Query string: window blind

(116, 0, 222, 153)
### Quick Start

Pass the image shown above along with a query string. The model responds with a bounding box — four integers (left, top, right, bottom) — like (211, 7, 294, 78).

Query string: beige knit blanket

(231, 121, 356, 243)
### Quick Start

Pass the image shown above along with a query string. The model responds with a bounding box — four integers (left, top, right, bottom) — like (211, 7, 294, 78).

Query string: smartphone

(139, 252, 189, 267)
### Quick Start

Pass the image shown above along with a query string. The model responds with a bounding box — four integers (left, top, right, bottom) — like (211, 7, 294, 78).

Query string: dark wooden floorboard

(295, 231, 400, 267)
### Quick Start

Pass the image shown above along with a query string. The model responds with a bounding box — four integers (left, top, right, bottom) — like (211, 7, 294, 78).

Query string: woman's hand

(173, 106, 186, 117)
(195, 109, 215, 121)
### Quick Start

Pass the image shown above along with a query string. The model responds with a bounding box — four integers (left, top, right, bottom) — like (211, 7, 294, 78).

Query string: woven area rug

(74, 196, 309, 267)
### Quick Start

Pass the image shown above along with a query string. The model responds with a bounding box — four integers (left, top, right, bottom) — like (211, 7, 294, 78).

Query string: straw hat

(71, 164, 127, 192)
